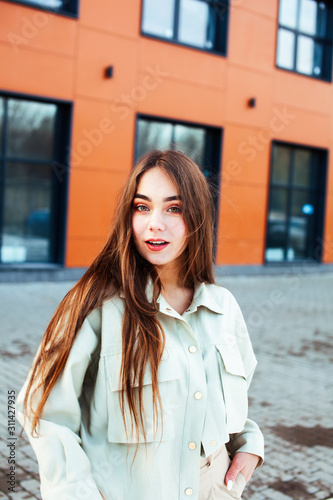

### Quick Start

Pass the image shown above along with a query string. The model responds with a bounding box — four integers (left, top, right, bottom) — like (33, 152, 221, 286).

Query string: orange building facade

(0, 0, 332, 270)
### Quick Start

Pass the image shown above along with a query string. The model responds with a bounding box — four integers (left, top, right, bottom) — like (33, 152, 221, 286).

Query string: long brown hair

(24, 149, 216, 444)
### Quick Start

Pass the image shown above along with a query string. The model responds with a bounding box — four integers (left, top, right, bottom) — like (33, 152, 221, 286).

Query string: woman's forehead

(136, 167, 180, 197)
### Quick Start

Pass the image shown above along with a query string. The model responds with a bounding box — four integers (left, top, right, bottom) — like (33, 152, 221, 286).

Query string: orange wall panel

(222, 125, 271, 186)
(66, 236, 106, 267)
(139, 37, 228, 91)
(0, 3, 77, 56)
(228, 7, 277, 73)
(76, 28, 138, 100)
(271, 106, 331, 147)
(225, 67, 274, 127)
(217, 238, 264, 265)
(79, 0, 141, 39)
(66, 167, 127, 240)
(235, 0, 279, 20)
(274, 71, 333, 115)
(0, 44, 74, 99)
(137, 78, 227, 127)
(71, 98, 135, 171)
(216, 184, 267, 265)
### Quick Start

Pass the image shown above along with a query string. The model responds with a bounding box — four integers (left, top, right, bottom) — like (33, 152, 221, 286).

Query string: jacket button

(188, 442, 197, 450)
(211, 440, 216, 446)
(188, 345, 197, 354)
(185, 488, 193, 496)
(194, 391, 202, 400)
(166, 308, 171, 312)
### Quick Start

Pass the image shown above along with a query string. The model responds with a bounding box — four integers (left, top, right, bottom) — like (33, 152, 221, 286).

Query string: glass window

(136, 120, 173, 159)
(265, 143, 327, 263)
(293, 149, 312, 187)
(141, 0, 228, 55)
(299, 0, 318, 34)
(271, 145, 290, 184)
(279, 0, 298, 29)
(0, 96, 70, 264)
(2, 162, 52, 263)
(276, 29, 296, 70)
(8, 0, 78, 15)
(296, 35, 315, 75)
(179, 0, 211, 49)
(276, 0, 333, 81)
(136, 115, 221, 202)
(7, 100, 57, 160)
(142, 0, 175, 39)
(174, 124, 206, 167)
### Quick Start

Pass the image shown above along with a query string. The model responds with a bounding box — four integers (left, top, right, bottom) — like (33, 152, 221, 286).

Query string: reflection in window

(271, 146, 290, 184)
(142, 0, 175, 39)
(136, 116, 221, 191)
(11, 0, 78, 14)
(179, 0, 216, 49)
(7, 100, 57, 160)
(3, 163, 52, 263)
(174, 124, 206, 167)
(0, 96, 69, 264)
(276, 29, 296, 70)
(136, 121, 173, 159)
(279, 0, 298, 29)
(266, 143, 327, 262)
(293, 149, 312, 187)
(141, 0, 229, 55)
(276, 0, 333, 80)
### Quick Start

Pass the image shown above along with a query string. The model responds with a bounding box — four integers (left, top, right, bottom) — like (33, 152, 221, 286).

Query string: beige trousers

(198, 445, 246, 500)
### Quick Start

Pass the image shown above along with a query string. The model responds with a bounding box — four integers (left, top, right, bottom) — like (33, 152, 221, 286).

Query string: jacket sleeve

(226, 297, 264, 467)
(16, 311, 104, 499)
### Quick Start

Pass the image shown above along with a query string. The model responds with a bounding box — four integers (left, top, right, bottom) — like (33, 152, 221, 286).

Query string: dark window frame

(0, 90, 72, 266)
(3, 0, 79, 18)
(275, 0, 333, 82)
(264, 140, 328, 264)
(134, 113, 223, 259)
(140, 0, 229, 57)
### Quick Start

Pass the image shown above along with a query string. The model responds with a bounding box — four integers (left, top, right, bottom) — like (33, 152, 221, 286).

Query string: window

(6, 0, 79, 16)
(276, 0, 333, 80)
(141, 0, 229, 55)
(136, 115, 221, 187)
(265, 142, 327, 263)
(0, 95, 71, 264)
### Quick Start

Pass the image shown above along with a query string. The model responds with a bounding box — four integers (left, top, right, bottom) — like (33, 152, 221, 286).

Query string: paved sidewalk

(0, 271, 332, 499)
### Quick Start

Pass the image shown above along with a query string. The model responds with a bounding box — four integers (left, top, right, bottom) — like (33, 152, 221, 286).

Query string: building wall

(0, 0, 332, 267)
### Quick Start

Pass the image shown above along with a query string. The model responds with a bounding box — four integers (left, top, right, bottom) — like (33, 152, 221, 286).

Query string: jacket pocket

(215, 343, 248, 433)
(103, 351, 180, 444)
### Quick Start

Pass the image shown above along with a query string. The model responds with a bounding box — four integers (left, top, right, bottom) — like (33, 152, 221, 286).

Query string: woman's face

(132, 167, 187, 272)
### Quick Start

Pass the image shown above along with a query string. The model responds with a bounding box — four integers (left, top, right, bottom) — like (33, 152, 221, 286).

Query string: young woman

(17, 150, 264, 500)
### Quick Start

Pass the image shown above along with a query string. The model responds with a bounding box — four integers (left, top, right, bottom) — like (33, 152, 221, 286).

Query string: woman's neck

(156, 263, 194, 315)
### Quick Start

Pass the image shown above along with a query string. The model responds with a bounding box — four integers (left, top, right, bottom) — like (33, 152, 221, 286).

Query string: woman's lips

(145, 240, 169, 251)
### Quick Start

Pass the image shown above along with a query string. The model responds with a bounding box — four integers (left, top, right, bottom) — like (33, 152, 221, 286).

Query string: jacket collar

(120, 280, 223, 315)
(192, 281, 224, 315)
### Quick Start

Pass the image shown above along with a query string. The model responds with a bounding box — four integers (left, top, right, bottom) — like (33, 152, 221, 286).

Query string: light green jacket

(17, 282, 264, 500)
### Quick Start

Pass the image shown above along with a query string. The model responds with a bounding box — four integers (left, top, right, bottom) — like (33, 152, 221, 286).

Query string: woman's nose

(147, 211, 166, 231)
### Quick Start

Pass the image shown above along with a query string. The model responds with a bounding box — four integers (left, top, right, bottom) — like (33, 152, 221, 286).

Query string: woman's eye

(168, 206, 181, 214)
(135, 205, 149, 212)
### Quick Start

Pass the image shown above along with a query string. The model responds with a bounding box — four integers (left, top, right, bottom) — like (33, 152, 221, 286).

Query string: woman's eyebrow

(134, 194, 181, 202)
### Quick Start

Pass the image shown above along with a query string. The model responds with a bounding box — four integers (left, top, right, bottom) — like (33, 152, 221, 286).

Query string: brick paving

(0, 271, 332, 499)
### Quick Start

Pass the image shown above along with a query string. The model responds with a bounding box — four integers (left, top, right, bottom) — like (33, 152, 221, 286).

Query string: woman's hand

(225, 452, 260, 490)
